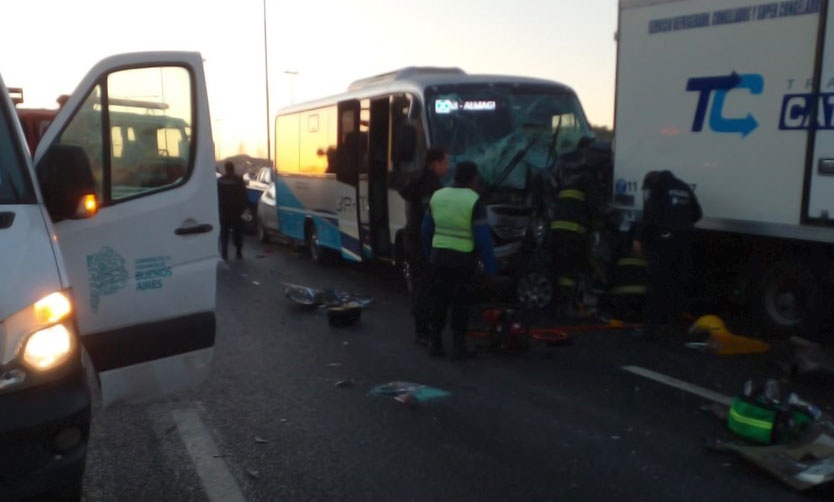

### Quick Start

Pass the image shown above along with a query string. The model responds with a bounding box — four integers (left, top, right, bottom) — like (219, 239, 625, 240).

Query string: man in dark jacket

(634, 170, 702, 337)
(217, 161, 248, 260)
(398, 147, 448, 345)
(421, 161, 497, 359)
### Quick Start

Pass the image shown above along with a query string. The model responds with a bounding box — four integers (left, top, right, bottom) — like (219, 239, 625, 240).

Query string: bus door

(367, 97, 392, 258)
(336, 100, 367, 261)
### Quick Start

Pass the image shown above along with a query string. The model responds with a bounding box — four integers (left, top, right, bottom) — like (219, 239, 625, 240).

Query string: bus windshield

(425, 83, 593, 191)
(0, 106, 35, 204)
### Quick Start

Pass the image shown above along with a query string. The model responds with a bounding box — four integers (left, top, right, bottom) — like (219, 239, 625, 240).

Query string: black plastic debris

(283, 283, 373, 309)
(327, 304, 362, 327)
(284, 283, 372, 328)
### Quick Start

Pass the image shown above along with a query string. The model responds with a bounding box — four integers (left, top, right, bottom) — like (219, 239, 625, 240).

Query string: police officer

(634, 170, 702, 337)
(398, 147, 448, 345)
(548, 141, 606, 318)
(217, 161, 248, 260)
(421, 161, 497, 359)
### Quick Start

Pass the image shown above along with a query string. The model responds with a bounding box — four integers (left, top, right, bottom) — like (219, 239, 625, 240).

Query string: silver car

(256, 181, 281, 243)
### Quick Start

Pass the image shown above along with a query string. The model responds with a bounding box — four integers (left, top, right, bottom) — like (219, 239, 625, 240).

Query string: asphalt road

(83, 235, 834, 501)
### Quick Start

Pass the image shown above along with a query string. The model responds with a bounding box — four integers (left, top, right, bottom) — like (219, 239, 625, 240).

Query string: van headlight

(1, 291, 78, 392)
(23, 323, 73, 370)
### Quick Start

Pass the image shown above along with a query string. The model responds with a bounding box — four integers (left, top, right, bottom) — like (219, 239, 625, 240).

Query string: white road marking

(622, 365, 734, 406)
(172, 408, 246, 502)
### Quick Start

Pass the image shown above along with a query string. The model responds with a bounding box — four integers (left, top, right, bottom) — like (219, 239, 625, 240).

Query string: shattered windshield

(0, 104, 35, 204)
(425, 83, 593, 191)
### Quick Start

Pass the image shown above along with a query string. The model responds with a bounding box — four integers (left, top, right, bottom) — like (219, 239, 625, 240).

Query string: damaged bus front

(424, 78, 600, 271)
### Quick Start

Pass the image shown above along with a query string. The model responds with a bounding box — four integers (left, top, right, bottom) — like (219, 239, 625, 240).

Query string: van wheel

(753, 259, 823, 338)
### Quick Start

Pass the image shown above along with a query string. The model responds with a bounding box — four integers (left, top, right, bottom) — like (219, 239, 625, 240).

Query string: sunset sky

(3, 0, 618, 159)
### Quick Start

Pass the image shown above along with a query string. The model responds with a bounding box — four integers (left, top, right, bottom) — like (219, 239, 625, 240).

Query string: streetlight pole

(263, 0, 271, 163)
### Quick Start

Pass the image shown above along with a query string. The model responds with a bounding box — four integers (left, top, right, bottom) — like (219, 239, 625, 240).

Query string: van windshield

(0, 106, 35, 204)
(425, 83, 593, 191)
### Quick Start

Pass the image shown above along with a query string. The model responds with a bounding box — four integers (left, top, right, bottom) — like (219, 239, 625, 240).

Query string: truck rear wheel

(753, 259, 824, 338)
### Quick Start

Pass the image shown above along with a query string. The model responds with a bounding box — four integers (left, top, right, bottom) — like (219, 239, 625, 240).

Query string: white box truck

(613, 0, 834, 337)
(0, 52, 218, 500)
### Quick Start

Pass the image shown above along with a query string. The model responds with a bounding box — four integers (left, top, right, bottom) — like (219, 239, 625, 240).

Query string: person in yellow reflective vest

(549, 149, 606, 318)
(421, 161, 497, 359)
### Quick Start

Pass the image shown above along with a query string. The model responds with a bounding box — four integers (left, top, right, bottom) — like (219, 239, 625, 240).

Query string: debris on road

(283, 283, 374, 309)
(702, 379, 833, 490)
(786, 336, 834, 376)
(687, 315, 770, 356)
(335, 379, 356, 388)
(712, 421, 834, 490)
(254, 436, 269, 444)
(326, 304, 362, 327)
(369, 381, 451, 407)
(246, 469, 261, 479)
(284, 283, 373, 327)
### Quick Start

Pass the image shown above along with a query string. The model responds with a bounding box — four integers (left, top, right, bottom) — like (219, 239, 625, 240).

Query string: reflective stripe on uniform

(550, 220, 588, 234)
(616, 257, 648, 267)
(557, 277, 577, 287)
(608, 285, 647, 295)
(559, 189, 586, 201)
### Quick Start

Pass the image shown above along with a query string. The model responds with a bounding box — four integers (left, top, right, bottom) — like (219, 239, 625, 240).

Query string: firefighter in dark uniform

(217, 161, 248, 260)
(633, 170, 702, 337)
(548, 144, 606, 318)
(421, 161, 497, 359)
(398, 147, 448, 345)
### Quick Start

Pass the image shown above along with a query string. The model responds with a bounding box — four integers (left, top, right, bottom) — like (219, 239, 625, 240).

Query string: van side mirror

(37, 144, 98, 221)
(394, 124, 416, 163)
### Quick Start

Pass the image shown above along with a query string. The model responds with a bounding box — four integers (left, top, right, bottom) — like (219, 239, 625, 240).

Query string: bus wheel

(308, 224, 326, 264)
(753, 258, 823, 338)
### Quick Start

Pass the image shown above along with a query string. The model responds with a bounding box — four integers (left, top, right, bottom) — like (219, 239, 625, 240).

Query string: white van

(0, 52, 217, 500)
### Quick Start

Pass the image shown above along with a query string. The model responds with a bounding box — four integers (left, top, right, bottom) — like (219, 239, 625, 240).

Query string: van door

(34, 52, 217, 407)
(807, 5, 834, 223)
(335, 99, 365, 261)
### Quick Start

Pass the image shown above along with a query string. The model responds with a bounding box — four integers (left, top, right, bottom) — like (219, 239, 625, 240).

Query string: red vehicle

(9, 87, 64, 157)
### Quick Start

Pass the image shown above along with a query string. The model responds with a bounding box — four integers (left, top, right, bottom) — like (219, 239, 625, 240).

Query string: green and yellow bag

(728, 396, 812, 444)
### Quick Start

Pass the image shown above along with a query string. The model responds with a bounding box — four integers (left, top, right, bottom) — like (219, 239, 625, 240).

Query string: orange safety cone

(688, 315, 770, 356)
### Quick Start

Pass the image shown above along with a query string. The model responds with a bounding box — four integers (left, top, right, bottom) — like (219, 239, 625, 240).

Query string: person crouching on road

(421, 161, 497, 359)
(217, 160, 248, 260)
(398, 147, 448, 346)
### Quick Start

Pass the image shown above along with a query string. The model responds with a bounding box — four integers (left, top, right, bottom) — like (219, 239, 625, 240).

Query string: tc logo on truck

(687, 72, 762, 137)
